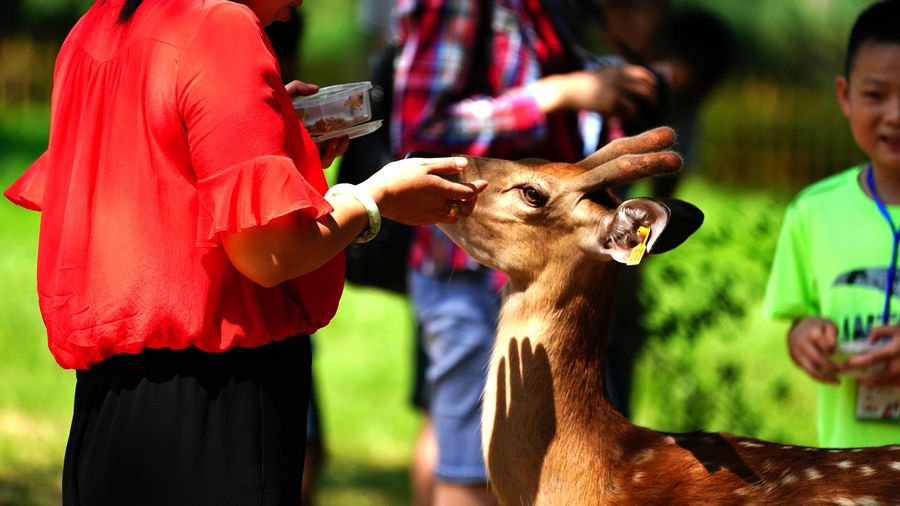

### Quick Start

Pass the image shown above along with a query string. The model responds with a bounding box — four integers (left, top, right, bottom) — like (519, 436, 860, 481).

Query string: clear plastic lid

(292, 82, 373, 109)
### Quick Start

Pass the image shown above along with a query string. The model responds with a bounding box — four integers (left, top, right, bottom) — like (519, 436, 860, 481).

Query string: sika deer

(438, 127, 900, 505)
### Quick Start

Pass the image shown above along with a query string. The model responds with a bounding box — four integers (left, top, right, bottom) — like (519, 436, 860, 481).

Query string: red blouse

(4, 0, 344, 370)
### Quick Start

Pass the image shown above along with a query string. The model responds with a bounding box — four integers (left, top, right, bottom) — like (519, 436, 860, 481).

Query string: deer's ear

(601, 198, 703, 264)
(647, 198, 704, 253)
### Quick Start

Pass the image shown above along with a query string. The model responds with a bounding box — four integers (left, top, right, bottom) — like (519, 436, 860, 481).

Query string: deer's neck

(482, 262, 635, 502)
(499, 267, 615, 398)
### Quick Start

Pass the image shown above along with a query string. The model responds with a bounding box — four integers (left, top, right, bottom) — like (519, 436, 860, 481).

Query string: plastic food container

(292, 82, 373, 137)
(833, 340, 887, 379)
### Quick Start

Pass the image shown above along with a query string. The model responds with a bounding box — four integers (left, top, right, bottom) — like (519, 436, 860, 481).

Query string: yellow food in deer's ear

(626, 226, 650, 266)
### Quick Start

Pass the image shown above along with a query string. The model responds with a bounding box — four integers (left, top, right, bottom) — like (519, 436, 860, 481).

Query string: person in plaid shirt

(391, 0, 663, 504)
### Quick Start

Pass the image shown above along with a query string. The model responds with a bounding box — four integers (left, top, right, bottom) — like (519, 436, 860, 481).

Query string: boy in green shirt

(763, 0, 900, 447)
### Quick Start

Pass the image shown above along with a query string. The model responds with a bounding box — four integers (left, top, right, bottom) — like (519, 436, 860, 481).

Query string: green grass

(312, 286, 422, 506)
(0, 103, 70, 506)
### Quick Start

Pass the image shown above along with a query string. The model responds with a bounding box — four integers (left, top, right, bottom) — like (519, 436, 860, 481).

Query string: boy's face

(837, 42, 900, 173)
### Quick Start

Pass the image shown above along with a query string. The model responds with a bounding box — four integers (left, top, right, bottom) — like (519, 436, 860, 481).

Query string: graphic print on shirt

(833, 266, 900, 340)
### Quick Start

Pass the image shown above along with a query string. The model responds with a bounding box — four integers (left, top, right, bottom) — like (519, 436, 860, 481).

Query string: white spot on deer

(781, 473, 797, 485)
(851, 448, 864, 453)
(828, 449, 844, 453)
(738, 441, 763, 448)
(632, 472, 644, 482)
(804, 468, 822, 480)
(859, 466, 875, 476)
(833, 498, 881, 506)
(734, 487, 750, 496)
(760, 481, 780, 496)
(780, 445, 793, 450)
(890, 446, 900, 451)
(835, 460, 854, 469)
(607, 479, 622, 496)
(634, 449, 654, 464)
(803, 447, 816, 451)
(662, 436, 675, 445)
(889, 461, 900, 471)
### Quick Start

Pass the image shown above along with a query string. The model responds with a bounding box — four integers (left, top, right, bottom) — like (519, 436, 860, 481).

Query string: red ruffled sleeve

(4, 151, 47, 212)
(196, 154, 332, 246)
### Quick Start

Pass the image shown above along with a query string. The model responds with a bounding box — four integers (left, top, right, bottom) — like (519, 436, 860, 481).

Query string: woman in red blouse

(4, 0, 486, 503)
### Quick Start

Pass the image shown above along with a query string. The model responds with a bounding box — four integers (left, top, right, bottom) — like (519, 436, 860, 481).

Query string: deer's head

(438, 127, 703, 284)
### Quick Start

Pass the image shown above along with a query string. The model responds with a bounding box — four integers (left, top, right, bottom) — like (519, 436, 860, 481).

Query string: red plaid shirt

(392, 0, 584, 276)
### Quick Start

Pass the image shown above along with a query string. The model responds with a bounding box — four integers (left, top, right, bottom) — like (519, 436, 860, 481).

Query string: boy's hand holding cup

(844, 327, 900, 386)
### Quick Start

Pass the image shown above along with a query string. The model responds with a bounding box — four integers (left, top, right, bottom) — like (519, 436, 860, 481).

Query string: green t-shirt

(763, 165, 900, 447)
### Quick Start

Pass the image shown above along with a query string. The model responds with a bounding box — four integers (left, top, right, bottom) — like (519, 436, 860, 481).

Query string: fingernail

(454, 157, 468, 168)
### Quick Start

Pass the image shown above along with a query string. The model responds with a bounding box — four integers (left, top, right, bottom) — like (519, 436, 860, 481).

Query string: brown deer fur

(438, 128, 900, 505)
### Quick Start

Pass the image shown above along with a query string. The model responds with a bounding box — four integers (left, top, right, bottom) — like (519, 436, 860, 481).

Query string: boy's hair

(845, 0, 900, 76)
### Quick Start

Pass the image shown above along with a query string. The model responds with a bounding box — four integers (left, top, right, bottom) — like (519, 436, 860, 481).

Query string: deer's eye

(520, 186, 548, 207)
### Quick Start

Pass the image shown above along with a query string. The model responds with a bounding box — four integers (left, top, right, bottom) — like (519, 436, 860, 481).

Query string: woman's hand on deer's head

(359, 157, 488, 226)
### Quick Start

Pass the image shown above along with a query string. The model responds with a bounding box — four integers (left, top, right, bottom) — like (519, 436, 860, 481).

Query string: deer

(435, 127, 900, 505)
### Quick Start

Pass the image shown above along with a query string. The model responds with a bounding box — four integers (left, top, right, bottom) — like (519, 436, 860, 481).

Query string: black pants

(63, 335, 311, 506)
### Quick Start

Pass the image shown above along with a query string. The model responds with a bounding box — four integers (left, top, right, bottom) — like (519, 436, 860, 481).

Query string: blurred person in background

(391, 0, 664, 504)
(597, 2, 736, 418)
(763, 0, 900, 447)
(3, 0, 491, 503)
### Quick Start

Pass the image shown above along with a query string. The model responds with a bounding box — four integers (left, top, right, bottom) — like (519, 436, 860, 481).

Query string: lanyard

(866, 165, 900, 325)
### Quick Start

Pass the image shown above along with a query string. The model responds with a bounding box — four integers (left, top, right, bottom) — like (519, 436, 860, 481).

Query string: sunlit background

(0, 0, 878, 504)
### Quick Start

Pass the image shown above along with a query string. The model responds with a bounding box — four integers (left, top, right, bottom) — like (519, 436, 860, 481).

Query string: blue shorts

(409, 268, 500, 484)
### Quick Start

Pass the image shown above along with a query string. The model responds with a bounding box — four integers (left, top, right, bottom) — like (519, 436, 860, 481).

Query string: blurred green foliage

(695, 79, 864, 192)
(4, 0, 879, 81)
(681, 0, 879, 83)
(631, 178, 816, 445)
(2, 0, 89, 39)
